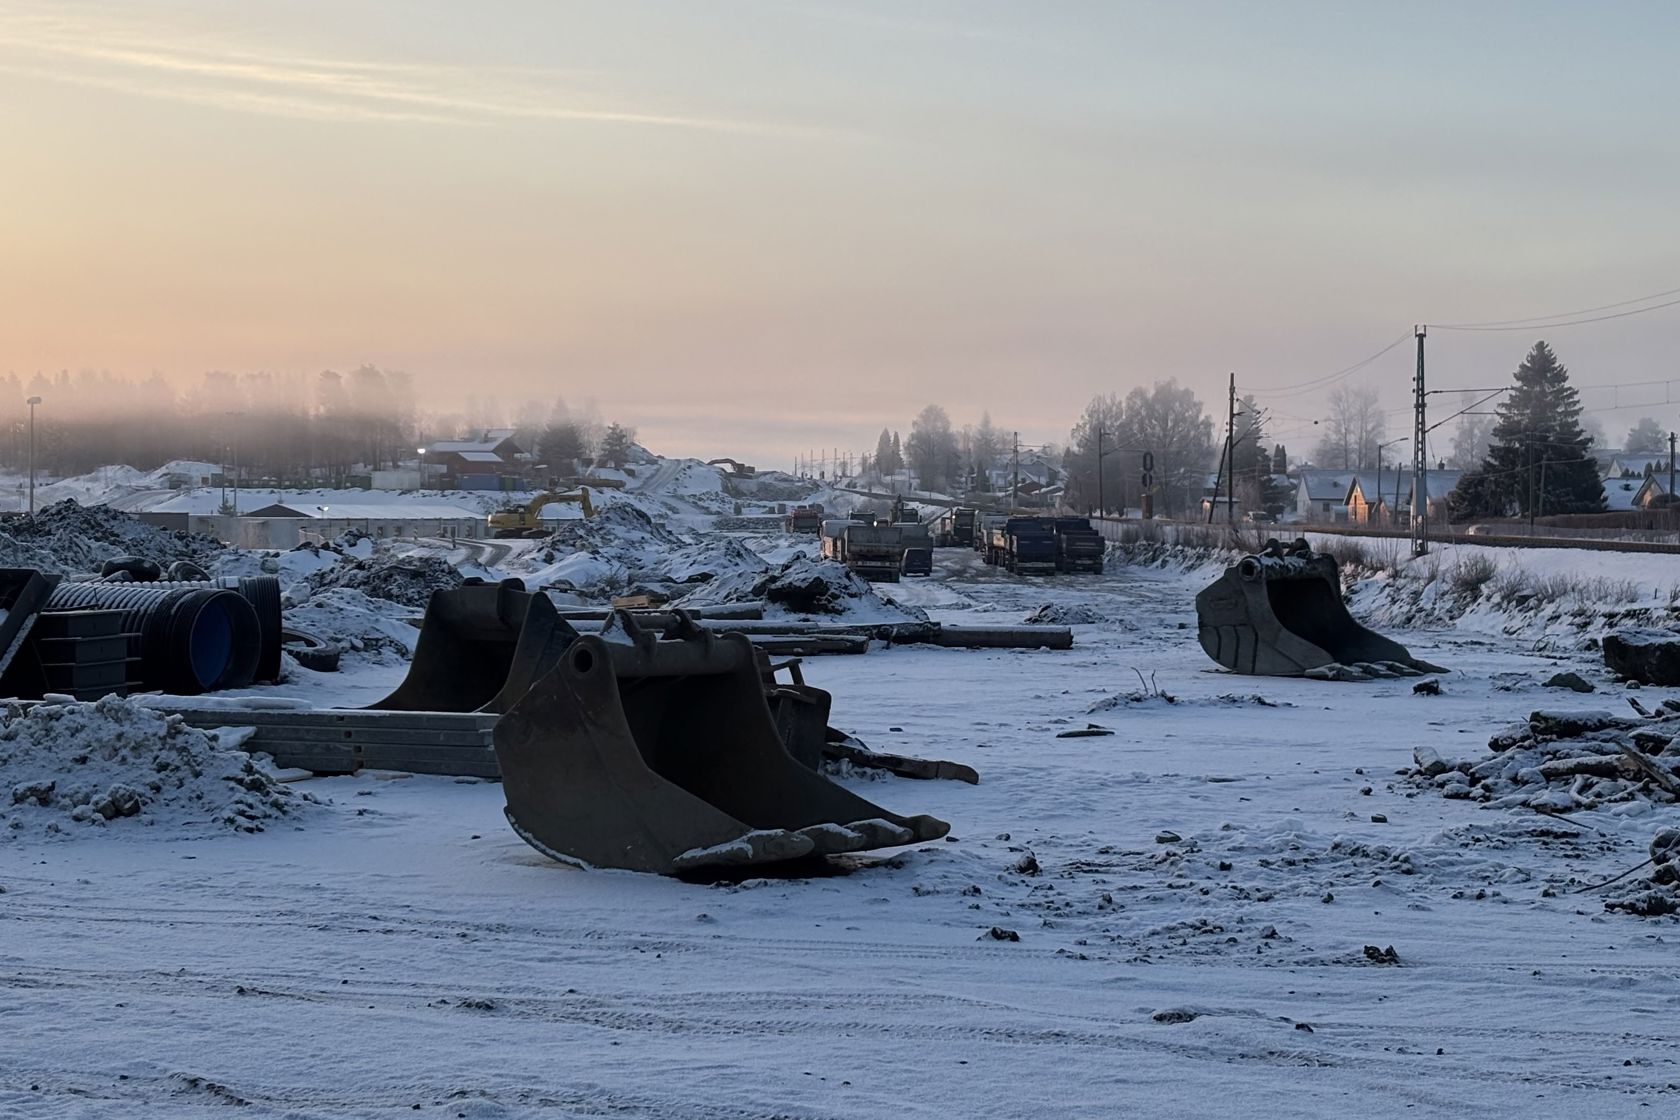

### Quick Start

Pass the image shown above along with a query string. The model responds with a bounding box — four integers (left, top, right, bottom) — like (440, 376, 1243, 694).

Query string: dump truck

(785, 504, 824, 533)
(822, 519, 902, 582)
(951, 507, 979, 547)
(841, 523, 904, 582)
(975, 513, 1008, 555)
(1196, 538, 1446, 678)
(988, 517, 1057, 574)
(487, 488, 594, 538)
(895, 521, 933, 576)
(1052, 517, 1104, 574)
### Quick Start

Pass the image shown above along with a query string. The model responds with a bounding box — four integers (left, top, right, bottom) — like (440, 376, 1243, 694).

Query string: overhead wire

(1434, 284, 1680, 329)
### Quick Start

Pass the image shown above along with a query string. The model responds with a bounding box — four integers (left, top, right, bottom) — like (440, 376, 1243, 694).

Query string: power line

(1433, 294, 1680, 332)
(1246, 333, 1412, 397)
(1434, 284, 1680, 329)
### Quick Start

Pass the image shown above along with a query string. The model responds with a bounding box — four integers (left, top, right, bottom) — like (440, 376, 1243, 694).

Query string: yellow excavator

(487, 488, 594, 538)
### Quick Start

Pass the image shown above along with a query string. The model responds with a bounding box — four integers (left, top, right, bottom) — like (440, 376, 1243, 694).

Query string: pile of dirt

(0, 696, 317, 839)
(674, 555, 926, 622)
(1403, 707, 1680, 812)
(1024, 603, 1114, 626)
(0, 499, 227, 574)
(302, 554, 462, 607)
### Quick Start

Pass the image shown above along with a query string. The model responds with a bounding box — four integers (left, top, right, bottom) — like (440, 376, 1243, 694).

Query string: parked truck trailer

(1052, 517, 1104, 574)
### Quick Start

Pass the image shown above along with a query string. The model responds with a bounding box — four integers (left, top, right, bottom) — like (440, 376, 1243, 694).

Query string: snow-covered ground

(6, 534, 1680, 1118)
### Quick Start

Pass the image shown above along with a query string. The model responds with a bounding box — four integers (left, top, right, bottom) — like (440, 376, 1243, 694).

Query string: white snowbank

(1, 696, 318, 839)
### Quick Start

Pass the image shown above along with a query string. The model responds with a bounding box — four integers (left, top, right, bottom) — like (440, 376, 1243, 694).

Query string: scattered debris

(1363, 944, 1401, 964)
(1544, 671, 1595, 694)
(980, 926, 1021, 942)
(1403, 707, 1680, 812)
(1413, 679, 1442, 695)
(1056, 725, 1114, 738)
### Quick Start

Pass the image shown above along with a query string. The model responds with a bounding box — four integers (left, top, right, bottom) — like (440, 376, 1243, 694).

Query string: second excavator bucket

(367, 580, 577, 714)
(1196, 538, 1442, 677)
(495, 616, 950, 875)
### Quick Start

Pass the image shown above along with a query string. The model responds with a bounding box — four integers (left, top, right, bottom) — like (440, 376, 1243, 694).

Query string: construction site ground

(6, 545, 1680, 1118)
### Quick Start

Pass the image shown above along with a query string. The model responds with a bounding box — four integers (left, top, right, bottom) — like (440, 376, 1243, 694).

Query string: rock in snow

(1603, 628, 1680, 686)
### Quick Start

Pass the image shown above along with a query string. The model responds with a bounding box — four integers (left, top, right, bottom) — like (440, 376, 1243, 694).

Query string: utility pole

(1411, 326, 1428, 555)
(1012, 431, 1020, 510)
(1088, 426, 1102, 520)
(1226, 372, 1236, 525)
(26, 395, 40, 516)
(1669, 431, 1676, 513)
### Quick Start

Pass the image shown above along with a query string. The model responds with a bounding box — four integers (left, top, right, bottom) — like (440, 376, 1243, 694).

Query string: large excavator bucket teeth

(367, 581, 578, 714)
(1195, 538, 1444, 677)
(494, 626, 949, 875)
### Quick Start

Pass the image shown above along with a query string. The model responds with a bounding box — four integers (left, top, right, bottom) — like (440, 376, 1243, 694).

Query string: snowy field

(6, 537, 1680, 1117)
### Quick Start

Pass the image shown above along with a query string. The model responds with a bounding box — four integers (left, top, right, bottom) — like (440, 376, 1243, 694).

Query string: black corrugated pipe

(45, 583, 262, 694)
(136, 576, 283, 683)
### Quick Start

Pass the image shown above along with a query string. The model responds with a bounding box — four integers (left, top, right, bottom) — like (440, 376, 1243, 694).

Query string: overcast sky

(3, 0, 1678, 465)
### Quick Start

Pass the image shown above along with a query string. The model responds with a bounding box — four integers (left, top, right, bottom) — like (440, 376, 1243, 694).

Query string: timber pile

(1403, 706, 1680, 813)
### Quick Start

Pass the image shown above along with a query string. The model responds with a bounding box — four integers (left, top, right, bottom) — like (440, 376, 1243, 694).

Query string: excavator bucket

(1196, 539, 1443, 678)
(494, 617, 950, 875)
(367, 580, 577, 714)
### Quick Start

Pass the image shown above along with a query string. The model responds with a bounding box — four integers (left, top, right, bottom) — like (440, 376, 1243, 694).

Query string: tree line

(1, 368, 641, 483)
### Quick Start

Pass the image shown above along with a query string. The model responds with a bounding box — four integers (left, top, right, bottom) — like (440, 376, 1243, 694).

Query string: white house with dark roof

(1294, 469, 1353, 521)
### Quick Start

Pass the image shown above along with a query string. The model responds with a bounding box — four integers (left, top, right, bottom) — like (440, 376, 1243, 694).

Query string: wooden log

(1618, 744, 1680, 796)
(1536, 755, 1626, 781)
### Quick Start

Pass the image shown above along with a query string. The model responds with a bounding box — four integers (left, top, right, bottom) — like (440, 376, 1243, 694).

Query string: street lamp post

(416, 447, 427, 492)
(26, 396, 41, 516)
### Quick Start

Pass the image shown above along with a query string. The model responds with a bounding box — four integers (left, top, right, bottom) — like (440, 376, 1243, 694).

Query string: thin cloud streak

(0, 7, 820, 135)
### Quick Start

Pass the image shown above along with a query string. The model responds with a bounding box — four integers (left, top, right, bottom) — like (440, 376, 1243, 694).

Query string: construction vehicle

(987, 517, 1057, 574)
(1196, 538, 1446, 677)
(487, 489, 594, 538)
(821, 519, 903, 582)
(784, 503, 825, 533)
(1052, 517, 1104, 574)
(895, 521, 933, 576)
(975, 513, 1008, 554)
(366, 582, 950, 873)
(951, 507, 979, 548)
(707, 458, 756, 478)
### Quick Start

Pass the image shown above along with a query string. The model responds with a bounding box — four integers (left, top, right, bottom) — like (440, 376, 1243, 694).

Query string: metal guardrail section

(1086, 516, 1680, 555)
(1300, 523, 1680, 555)
(165, 708, 500, 778)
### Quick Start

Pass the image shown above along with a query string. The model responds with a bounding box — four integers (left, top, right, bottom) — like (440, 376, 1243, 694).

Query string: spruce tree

(1477, 341, 1604, 516)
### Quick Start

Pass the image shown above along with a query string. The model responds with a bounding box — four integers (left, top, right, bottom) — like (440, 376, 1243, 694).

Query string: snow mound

(0, 499, 227, 574)
(303, 554, 462, 607)
(1, 696, 318, 839)
(282, 587, 422, 665)
(675, 555, 927, 623)
(511, 505, 769, 599)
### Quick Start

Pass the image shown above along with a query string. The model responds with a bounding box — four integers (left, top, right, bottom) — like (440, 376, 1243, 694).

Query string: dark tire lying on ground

(281, 627, 343, 673)
(100, 555, 162, 582)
